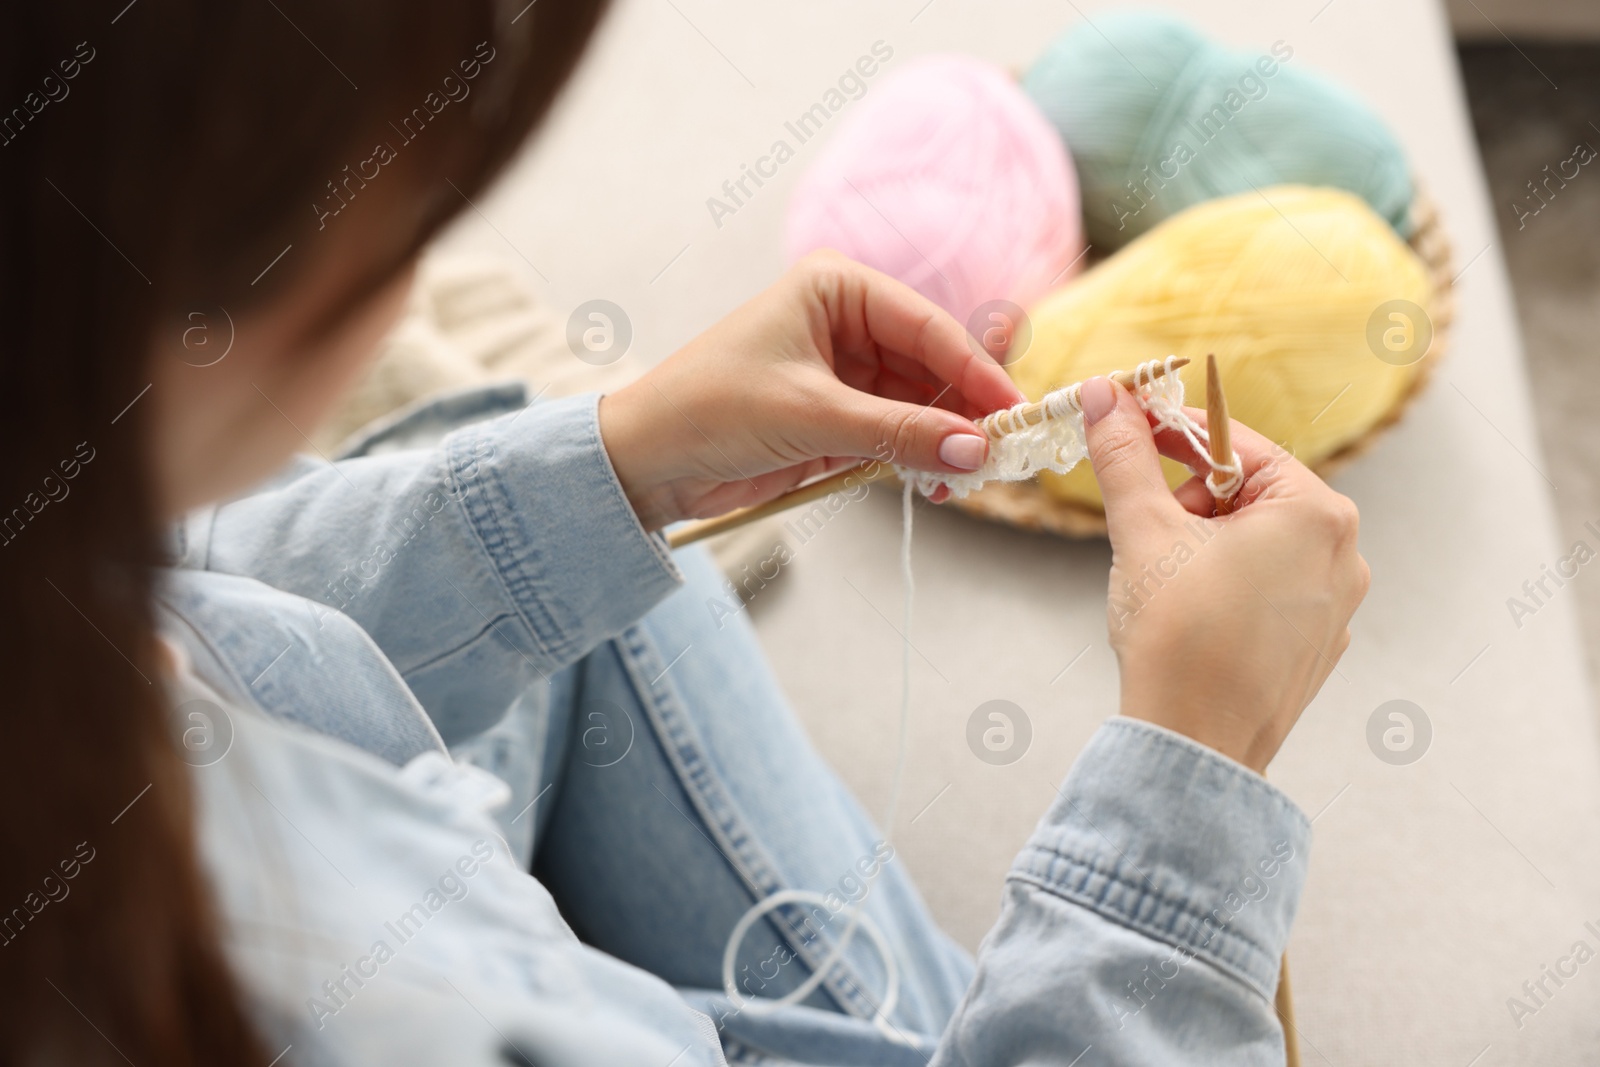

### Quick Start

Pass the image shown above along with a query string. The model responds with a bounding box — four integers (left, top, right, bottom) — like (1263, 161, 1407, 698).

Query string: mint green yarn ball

(1023, 9, 1413, 250)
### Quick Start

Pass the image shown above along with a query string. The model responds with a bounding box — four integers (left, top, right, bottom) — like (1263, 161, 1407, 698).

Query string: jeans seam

(612, 621, 887, 1022)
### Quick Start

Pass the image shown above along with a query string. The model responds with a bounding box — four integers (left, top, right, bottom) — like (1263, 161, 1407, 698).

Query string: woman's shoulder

(156, 567, 445, 766)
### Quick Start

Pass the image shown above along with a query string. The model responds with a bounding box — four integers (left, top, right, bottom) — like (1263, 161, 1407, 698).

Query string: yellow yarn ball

(1009, 185, 1434, 510)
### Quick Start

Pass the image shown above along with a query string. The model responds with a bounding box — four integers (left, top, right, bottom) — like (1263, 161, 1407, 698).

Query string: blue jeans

(454, 544, 974, 1062)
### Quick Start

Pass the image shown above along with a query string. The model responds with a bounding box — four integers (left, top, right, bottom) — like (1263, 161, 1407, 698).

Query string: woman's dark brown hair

(0, 1, 607, 1061)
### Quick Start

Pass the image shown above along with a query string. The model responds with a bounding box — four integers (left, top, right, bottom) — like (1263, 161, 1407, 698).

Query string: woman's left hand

(598, 250, 1025, 530)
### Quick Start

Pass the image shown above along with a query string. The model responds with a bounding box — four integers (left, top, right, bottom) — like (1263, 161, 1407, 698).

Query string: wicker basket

(945, 186, 1456, 538)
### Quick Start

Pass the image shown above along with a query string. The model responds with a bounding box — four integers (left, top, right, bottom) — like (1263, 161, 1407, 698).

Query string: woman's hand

(598, 250, 1024, 530)
(1079, 378, 1370, 774)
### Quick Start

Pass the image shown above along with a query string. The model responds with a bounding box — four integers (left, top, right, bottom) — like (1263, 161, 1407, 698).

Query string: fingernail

(1080, 378, 1115, 426)
(938, 433, 987, 471)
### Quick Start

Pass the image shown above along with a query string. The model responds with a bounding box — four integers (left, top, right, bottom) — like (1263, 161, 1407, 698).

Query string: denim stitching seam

(445, 427, 565, 666)
(1011, 844, 1277, 999)
(612, 623, 885, 1020)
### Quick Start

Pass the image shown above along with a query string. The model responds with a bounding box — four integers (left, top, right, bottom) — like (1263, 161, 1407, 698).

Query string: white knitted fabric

(898, 356, 1242, 501)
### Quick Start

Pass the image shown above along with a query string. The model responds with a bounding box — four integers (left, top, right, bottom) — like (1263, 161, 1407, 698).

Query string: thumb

(1081, 377, 1177, 531)
(826, 385, 991, 475)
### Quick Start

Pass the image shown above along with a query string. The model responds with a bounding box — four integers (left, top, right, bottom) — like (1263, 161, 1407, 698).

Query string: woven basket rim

(947, 182, 1455, 539)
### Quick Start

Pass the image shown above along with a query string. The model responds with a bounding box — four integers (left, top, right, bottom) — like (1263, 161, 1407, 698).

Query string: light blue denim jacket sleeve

(180, 392, 683, 744)
(931, 718, 1310, 1066)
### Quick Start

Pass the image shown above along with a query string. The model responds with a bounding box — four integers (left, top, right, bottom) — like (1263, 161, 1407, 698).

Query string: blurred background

(1457, 12, 1600, 685)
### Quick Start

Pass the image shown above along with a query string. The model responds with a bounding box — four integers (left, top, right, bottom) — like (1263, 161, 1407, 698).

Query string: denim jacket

(161, 386, 1310, 1066)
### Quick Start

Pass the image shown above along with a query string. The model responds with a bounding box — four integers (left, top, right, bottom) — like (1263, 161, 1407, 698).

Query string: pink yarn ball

(785, 54, 1083, 346)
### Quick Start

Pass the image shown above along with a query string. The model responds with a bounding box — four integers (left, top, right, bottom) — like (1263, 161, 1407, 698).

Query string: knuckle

(874, 406, 918, 457)
(908, 307, 938, 360)
(1091, 425, 1144, 474)
(1336, 497, 1361, 537)
(796, 247, 848, 278)
(1313, 493, 1360, 542)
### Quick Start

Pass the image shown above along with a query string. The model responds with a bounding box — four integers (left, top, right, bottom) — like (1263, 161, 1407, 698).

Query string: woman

(0, 2, 1366, 1064)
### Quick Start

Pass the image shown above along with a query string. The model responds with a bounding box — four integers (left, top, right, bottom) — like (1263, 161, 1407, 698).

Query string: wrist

(1118, 690, 1274, 775)
(597, 387, 681, 531)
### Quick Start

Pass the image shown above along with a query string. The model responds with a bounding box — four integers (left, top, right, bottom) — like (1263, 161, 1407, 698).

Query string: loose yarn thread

(720, 362, 1234, 1034)
(897, 356, 1240, 500)
(717, 482, 918, 1044)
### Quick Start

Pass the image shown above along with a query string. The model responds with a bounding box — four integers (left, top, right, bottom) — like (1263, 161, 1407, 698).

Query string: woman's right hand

(1078, 377, 1370, 774)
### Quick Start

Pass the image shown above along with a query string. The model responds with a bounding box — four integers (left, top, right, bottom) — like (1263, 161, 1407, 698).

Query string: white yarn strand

(1131, 358, 1243, 499)
(716, 483, 916, 1043)
(718, 357, 1241, 1042)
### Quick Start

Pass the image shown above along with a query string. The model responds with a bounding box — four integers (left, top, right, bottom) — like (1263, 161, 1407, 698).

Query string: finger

(877, 348, 946, 390)
(805, 252, 1024, 416)
(818, 455, 867, 476)
(815, 377, 990, 475)
(1151, 406, 1315, 500)
(1171, 474, 1216, 517)
(837, 353, 995, 422)
(680, 458, 834, 518)
(865, 371, 1000, 422)
(874, 365, 1001, 420)
(1081, 378, 1182, 532)
(836, 346, 940, 395)
(869, 372, 943, 407)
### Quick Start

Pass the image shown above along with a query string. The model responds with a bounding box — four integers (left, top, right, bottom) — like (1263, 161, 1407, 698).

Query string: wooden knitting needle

(1206, 354, 1299, 1065)
(980, 356, 1189, 440)
(1205, 354, 1239, 516)
(1210, 349, 1295, 1067)
(666, 358, 1190, 548)
(665, 458, 901, 549)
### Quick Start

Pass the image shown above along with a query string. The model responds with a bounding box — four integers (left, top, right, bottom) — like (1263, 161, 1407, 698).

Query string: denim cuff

(443, 392, 683, 667)
(1012, 718, 1311, 1001)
